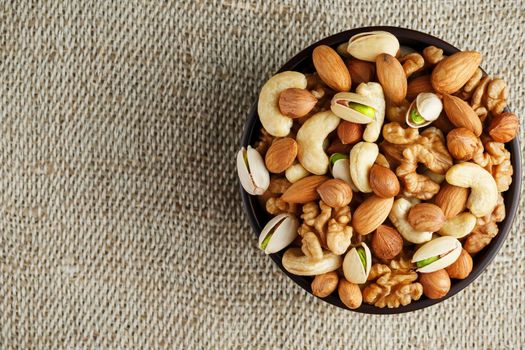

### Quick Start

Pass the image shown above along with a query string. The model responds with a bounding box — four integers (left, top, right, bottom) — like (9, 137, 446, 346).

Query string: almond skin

(338, 279, 362, 309)
(419, 269, 451, 299)
(376, 53, 407, 104)
(369, 164, 400, 198)
(337, 121, 363, 145)
(312, 45, 351, 92)
(431, 51, 482, 94)
(488, 112, 519, 143)
(434, 184, 469, 219)
(445, 249, 473, 279)
(346, 58, 375, 85)
(407, 203, 446, 232)
(407, 75, 434, 100)
(278, 88, 318, 118)
(265, 138, 298, 173)
(281, 175, 328, 203)
(446, 128, 479, 161)
(371, 225, 403, 260)
(442, 94, 482, 136)
(317, 179, 353, 208)
(352, 195, 394, 235)
(311, 271, 339, 298)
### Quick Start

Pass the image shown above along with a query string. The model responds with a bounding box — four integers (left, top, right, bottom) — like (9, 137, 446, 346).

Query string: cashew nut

(439, 212, 477, 238)
(356, 82, 386, 142)
(282, 248, 342, 276)
(350, 141, 378, 193)
(258, 71, 307, 137)
(445, 162, 498, 217)
(296, 110, 340, 175)
(389, 198, 432, 244)
(285, 162, 310, 183)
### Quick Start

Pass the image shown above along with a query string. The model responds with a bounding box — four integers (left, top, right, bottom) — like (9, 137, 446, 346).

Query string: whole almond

(317, 179, 353, 208)
(371, 225, 403, 260)
(352, 195, 394, 235)
(265, 138, 298, 173)
(369, 164, 400, 198)
(376, 53, 407, 104)
(281, 175, 328, 203)
(445, 249, 473, 279)
(311, 271, 339, 298)
(407, 203, 446, 232)
(338, 279, 362, 309)
(446, 128, 479, 161)
(434, 184, 469, 219)
(488, 112, 519, 143)
(431, 51, 482, 94)
(407, 75, 434, 100)
(442, 94, 482, 136)
(312, 45, 351, 92)
(337, 121, 363, 145)
(346, 58, 375, 85)
(278, 88, 318, 118)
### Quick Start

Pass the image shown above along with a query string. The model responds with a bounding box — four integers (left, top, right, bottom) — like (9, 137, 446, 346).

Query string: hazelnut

(369, 164, 400, 198)
(338, 279, 362, 309)
(317, 179, 353, 208)
(407, 203, 446, 232)
(488, 112, 519, 143)
(337, 120, 363, 145)
(311, 271, 339, 298)
(445, 249, 473, 279)
(419, 269, 451, 299)
(371, 225, 403, 260)
(278, 88, 318, 118)
(346, 58, 375, 85)
(446, 128, 479, 161)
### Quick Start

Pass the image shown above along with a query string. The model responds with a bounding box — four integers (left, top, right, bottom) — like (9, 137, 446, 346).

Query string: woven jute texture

(0, 1, 524, 349)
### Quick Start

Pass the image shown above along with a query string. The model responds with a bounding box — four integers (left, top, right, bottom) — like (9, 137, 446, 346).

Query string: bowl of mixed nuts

(237, 27, 521, 313)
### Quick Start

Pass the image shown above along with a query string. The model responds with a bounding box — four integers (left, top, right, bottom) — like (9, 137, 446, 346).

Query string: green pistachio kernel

(330, 153, 348, 166)
(410, 108, 426, 125)
(357, 247, 366, 269)
(416, 255, 439, 268)
(260, 232, 273, 250)
(348, 102, 376, 119)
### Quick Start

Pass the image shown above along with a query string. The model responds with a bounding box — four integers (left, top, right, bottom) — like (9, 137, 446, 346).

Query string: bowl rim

(239, 26, 522, 314)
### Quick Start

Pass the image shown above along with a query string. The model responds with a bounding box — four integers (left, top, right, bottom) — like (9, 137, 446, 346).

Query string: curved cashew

(356, 82, 386, 142)
(285, 162, 310, 183)
(282, 248, 342, 276)
(445, 162, 498, 217)
(389, 198, 432, 244)
(296, 110, 340, 175)
(350, 141, 378, 193)
(439, 212, 477, 238)
(258, 71, 307, 137)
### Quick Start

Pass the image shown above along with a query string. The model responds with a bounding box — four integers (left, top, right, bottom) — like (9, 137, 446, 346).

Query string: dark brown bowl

(239, 26, 521, 314)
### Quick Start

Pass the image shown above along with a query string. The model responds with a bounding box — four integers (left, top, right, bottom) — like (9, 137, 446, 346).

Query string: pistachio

(411, 236, 462, 273)
(406, 93, 443, 129)
(258, 213, 299, 254)
(236, 146, 270, 195)
(343, 242, 372, 284)
(347, 31, 400, 62)
(330, 154, 358, 191)
(331, 92, 377, 124)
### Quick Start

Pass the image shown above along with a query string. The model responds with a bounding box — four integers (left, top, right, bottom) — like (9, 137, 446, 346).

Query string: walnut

(368, 264, 391, 281)
(457, 68, 483, 100)
(254, 128, 275, 155)
(485, 78, 508, 115)
(268, 177, 292, 194)
(301, 231, 323, 260)
(382, 122, 419, 144)
(363, 268, 423, 308)
(418, 128, 453, 175)
(266, 197, 299, 215)
(400, 53, 425, 77)
(380, 141, 406, 169)
(473, 141, 513, 192)
(389, 254, 414, 272)
(423, 46, 445, 65)
(464, 74, 508, 116)
(464, 195, 505, 254)
(386, 99, 410, 123)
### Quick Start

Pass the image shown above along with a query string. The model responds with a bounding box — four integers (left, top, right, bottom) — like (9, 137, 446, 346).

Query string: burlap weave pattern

(0, 1, 523, 348)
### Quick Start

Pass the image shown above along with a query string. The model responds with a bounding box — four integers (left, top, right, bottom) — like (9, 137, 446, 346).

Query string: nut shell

(376, 53, 407, 104)
(407, 203, 446, 232)
(311, 271, 339, 298)
(317, 179, 353, 208)
(445, 249, 473, 279)
(337, 121, 363, 145)
(352, 195, 394, 235)
(434, 184, 469, 219)
(488, 112, 519, 143)
(313, 45, 351, 92)
(371, 225, 403, 260)
(419, 269, 451, 299)
(278, 88, 318, 118)
(369, 164, 400, 198)
(338, 279, 362, 309)
(431, 51, 482, 94)
(446, 128, 479, 161)
(265, 138, 298, 173)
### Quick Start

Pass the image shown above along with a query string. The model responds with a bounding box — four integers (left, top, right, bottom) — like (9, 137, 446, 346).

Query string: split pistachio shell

(343, 242, 372, 284)
(330, 154, 358, 191)
(347, 31, 400, 62)
(282, 248, 342, 276)
(236, 146, 270, 195)
(406, 93, 443, 128)
(258, 213, 299, 254)
(331, 92, 377, 124)
(412, 236, 462, 273)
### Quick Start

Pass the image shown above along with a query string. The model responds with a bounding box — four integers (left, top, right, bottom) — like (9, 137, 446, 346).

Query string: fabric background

(0, 0, 523, 348)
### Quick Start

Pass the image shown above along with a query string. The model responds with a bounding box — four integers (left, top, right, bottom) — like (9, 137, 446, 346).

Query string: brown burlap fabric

(0, 1, 523, 348)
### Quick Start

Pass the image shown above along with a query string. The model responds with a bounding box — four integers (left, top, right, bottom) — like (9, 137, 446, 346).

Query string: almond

(369, 164, 400, 198)
(431, 51, 482, 94)
(376, 53, 407, 104)
(281, 175, 328, 203)
(312, 45, 351, 92)
(434, 184, 469, 219)
(407, 75, 434, 100)
(371, 225, 403, 260)
(317, 179, 353, 208)
(407, 203, 446, 232)
(445, 249, 473, 279)
(346, 58, 375, 85)
(446, 128, 478, 161)
(337, 121, 363, 145)
(442, 94, 482, 136)
(488, 112, 519, 143)
(265, 138, 298, 173)
(352, 195, 394, 235)
(278, 88, 318, 118)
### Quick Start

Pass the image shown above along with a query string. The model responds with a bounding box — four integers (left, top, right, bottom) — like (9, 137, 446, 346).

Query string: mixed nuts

(237, 30, 518, 309)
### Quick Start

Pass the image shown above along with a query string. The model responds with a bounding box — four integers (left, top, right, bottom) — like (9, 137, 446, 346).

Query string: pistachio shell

(343, 242, 372, 284)
(331, 92, 378, 124)
(406, 93, 443, 129)
(331, 157, 358, 192)
(258, 213, 299, 254)
(347, 31, 400, 62)
(236, 146, 270, 195)
(412, 236, 462, 273)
